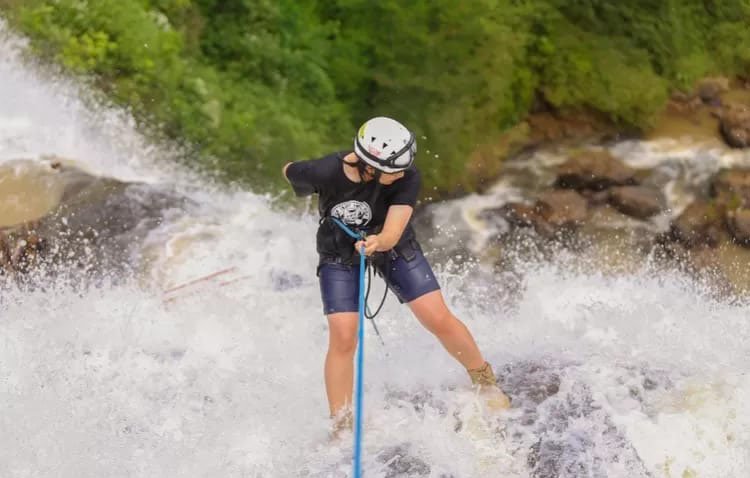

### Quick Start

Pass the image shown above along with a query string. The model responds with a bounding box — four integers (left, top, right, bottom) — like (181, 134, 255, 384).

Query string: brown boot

(467, 362, 511, 410)
(468, 361, 498, 387)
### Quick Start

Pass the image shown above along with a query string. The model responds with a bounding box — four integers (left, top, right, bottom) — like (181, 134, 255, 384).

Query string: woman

(283, 117, 510, 431)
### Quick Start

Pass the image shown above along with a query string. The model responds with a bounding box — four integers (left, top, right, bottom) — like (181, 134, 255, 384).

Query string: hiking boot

(468, 361, 511, 410)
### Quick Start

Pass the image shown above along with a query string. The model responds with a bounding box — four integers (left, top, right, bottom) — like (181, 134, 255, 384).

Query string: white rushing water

(2, 22, 750, 478)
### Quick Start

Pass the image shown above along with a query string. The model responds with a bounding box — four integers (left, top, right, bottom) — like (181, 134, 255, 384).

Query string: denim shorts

(318, 247, 441, 315)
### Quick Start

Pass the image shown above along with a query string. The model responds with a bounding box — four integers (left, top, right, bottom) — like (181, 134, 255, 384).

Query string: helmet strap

(342, 155, 376, 182)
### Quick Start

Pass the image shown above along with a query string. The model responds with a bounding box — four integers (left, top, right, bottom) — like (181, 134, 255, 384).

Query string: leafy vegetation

(1, 0, 749, 195)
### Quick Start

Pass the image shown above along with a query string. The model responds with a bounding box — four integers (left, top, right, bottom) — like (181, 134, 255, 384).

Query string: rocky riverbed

(3, 77, 750, 297)
(412, 77, 750, 297)
(0, 157, 190, 284)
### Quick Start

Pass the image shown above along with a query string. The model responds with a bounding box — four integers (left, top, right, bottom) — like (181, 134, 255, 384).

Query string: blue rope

(353, 244, 366, 478)
(328, 217, 366, 477)
(330, 217, 364, 240)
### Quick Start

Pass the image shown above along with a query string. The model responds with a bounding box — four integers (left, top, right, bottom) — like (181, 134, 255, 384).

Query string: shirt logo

(331, 200, 372, 227)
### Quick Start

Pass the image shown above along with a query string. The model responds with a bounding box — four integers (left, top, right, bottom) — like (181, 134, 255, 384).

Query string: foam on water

(1, 20, 750, 478)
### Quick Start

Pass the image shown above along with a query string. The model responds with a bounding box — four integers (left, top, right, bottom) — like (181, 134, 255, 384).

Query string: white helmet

(353, 117, 416, 173)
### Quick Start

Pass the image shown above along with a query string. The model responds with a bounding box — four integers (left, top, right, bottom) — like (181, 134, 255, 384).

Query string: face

(363, 165, 405, 185)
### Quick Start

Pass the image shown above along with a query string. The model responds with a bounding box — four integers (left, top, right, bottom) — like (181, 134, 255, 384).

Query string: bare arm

(378, 205, 413, 250)
(356, 205, 413, 255)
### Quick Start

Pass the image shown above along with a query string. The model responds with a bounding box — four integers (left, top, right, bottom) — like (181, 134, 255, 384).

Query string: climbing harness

(329, 217, 388, 345)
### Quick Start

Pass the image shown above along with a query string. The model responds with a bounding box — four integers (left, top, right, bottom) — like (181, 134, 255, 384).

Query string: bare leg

(408, 290, 486, 370)
(409, 290, 511, 409)
(324, 312, 359, 418)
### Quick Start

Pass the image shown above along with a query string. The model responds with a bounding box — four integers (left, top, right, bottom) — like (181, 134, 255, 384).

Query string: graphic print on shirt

(331, 200, 372, 227)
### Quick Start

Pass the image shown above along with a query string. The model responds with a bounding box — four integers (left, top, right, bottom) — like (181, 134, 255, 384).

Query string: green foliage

(712, 20, 750, 74)
(2, 0, 750, 196)
(531, 11, 670, 125)
(318, 0, 534, 191)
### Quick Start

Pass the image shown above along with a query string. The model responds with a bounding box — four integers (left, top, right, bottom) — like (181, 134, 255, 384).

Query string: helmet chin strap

(342, 155, 385, 218)
(344, 154, 385, 183)
(362, 165, 385, 185)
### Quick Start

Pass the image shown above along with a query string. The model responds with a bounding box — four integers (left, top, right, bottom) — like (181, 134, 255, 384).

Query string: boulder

(536, 190, 588, 227)
(608, 186, 665, 219)
(499, 361, 651, 478)
(719, 103, 750, 148)
(726, 208, 750, 246)
(0, 226, 48, 285)
(666, 91, 703, 114)
(0, 159, 65, 228)
(36, 176, 189, 276)
(376, 444, 431, 478)
(495, 190, 588, 239)
(696, 77, 729, 105)
(0, 160, 191, 280)
(710, 168, 750, 207)
(669, 201, 725, 248)
(578, 189, 610, 206)
(498, 203, 539, 228)
(555, 151, 637, 190)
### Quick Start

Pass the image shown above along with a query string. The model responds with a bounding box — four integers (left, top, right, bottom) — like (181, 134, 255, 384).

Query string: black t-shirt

(286, 151, 421, 262)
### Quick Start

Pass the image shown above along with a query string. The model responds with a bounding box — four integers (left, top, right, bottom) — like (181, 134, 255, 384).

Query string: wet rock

(613, 364, 676, 418)
(726, 208, 750, 246)
(660, 168, 750, 259)
(496, 191, 588, 240)
(653, 238, 736, 296)
(710, 168, 750, 207)
(1, 161, 193, 281)
(669, 201, 725, 248)
(383, 360, 651, 478)
(499, 361, 651, 478)
(269, 269, 304, 291)
(696, 77, 729, 105)
(666, 92, 703, 114)
(38, 179, 188, 276)
(608, 186, 665, 219)
(498, 203, 539, 228)
(719, 102, 750, 148)
(498, 361, 561, 410)
(377, 444, 432, 478)
(690, 248, 737, 296)
(0, 226, 47, 280)
(535, 190, 588, 228)
(578, 189, 610, 206)
(0, 233, 9, 273)
(384, 387, 449, 418)
(555, 151, 637, 191)
(0, 159, 65, 228)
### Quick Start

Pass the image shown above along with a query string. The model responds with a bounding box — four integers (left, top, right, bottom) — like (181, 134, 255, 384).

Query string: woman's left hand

(354, 235, 382, 256)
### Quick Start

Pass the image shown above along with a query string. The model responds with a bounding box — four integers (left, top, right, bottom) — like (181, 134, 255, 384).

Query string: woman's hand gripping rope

(354, 234, 383, 257)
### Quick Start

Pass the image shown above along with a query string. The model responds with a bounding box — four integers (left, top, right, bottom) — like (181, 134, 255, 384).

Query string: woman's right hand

(354, 235, 382, 256)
